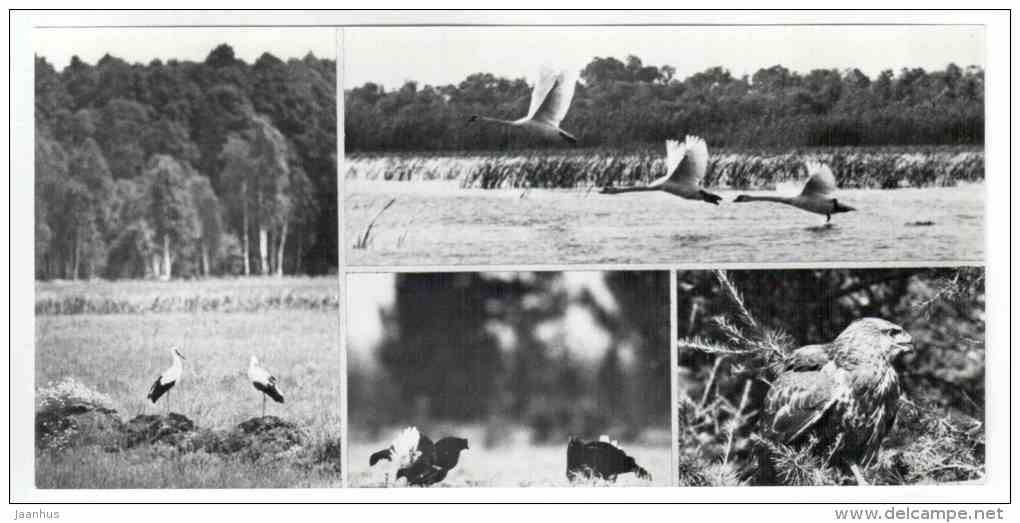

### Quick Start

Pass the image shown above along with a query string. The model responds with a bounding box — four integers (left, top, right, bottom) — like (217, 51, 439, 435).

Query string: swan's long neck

(605, 186, 661, 194)
(476, 115, 520, 126)
(736, 195, 794, 204)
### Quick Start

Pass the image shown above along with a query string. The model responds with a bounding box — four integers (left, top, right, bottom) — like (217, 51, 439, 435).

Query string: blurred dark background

(348, 271, 670, 445)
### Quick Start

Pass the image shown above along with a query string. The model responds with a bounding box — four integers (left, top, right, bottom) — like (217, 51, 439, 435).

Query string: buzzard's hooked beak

(893, 333, 915, 354)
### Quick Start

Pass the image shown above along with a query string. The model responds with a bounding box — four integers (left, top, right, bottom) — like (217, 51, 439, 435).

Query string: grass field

(34, 277, 342, 489)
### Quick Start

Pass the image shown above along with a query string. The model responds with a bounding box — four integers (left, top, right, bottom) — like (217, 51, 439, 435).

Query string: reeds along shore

(344, 146, 984, 190)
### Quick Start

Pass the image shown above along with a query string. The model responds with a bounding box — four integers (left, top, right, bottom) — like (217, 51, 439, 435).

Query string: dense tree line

(349, 272, 670, 441)
(35, 44, 337, 280)
(345, 55, 984, 151)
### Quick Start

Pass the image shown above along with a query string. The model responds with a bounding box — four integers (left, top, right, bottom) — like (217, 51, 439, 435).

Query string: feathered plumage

(249, 356, 284, 403)
(734, 160, 856, 222)
(601, 135, 722, 204)
(566, 435, 651, 482)
(370, 427, 468, 487)
(468, 65, 579, 144)
(147, 347, 184, 407)
(759, 318, 914, 473)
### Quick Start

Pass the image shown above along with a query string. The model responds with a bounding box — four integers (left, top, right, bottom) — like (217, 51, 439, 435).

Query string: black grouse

(567, 435, 651, 483)
(370, 427, 469, 487)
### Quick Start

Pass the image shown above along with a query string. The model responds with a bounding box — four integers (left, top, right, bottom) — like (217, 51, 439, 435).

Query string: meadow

(349, 425, 672, 488)
(34, 276, 342, 489)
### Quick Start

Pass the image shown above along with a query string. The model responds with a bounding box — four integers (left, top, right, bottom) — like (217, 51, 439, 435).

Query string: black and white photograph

(346, 271, 672, 487)
(676, 268, 985, 486)
(10, 8, 1008, 513)
(32, 28, 342, 488)
(343, 26, 985, 266)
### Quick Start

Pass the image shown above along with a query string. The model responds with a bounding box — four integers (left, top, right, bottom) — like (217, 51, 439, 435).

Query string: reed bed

(345, 146, 984, 190)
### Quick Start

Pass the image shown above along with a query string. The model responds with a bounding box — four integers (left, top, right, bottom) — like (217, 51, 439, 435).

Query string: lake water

(344, 181, 984, 266)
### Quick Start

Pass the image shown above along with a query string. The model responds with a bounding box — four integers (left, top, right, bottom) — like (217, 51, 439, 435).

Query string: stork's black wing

(369, 448, 393, 466)
(253, 378, 284, 403)
(146, 376, 174, 403)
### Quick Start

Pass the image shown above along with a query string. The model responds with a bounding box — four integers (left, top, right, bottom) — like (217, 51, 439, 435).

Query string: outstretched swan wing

(653, 135, 708, 188)
(800, 161, 838, 197)
(528, 66, 578, 127)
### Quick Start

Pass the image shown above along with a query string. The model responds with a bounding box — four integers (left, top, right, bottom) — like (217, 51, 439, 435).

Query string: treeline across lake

(34, 44, 337, 281)
(345, 56, 984, 152)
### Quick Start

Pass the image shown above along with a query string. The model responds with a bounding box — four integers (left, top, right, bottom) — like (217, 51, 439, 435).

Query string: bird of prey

(759, 318, 914, 484)
(147, 347, 185, 414)
(734, 160, 856, 223)
(600, 135, 723, 205)
(567, 435, 652, 483)
(468, 65, 579, 144)
(370, 427, 469, 487)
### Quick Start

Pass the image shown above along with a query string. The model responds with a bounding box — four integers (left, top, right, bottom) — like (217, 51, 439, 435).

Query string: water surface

(345, 181, 984, 266)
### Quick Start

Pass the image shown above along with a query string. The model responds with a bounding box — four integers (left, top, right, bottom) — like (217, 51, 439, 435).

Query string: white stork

(468, 65, 579, 144)
(147, 346, 185, 414)
(248, 355, 284, 417)
(734, 160, 856, 223)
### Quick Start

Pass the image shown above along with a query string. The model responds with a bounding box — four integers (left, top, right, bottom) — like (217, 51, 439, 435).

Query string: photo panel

(675, 268, 985, 487)
(33, 27, 341, 488)
(346, 271, 672, 487)
(343, 26, 985, 267)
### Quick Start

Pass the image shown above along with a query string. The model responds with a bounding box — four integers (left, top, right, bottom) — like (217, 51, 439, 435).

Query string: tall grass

(35, 277, 341, 488)
(36, 276, 339, 315)
(345, 146, 984, 190)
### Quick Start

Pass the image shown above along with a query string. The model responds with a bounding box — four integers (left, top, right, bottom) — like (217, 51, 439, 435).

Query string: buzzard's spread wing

(764, 368, 842, 444)
(784, 344, 832, 371)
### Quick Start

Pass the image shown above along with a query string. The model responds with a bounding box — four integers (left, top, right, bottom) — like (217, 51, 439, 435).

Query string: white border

(9, 9, 1011, 505)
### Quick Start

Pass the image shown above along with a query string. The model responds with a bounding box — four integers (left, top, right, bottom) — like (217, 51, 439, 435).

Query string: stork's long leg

(262, 394, 266, 418)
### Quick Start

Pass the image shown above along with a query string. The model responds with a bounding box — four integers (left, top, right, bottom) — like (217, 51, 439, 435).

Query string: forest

(34, 44, 337, 280)
(345, 55, 984, 151)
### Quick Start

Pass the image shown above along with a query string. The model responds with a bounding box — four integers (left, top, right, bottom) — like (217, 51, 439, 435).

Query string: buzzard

(759, 318, 914, 484)
(370, 427, 469, 487)
(567, 435, 651, 483)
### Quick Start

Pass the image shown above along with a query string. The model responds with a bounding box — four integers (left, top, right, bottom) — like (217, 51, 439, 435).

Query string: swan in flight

(733, 161, 855, 223)
(600, 135, 723, 205)
(468, 66, 578, 144)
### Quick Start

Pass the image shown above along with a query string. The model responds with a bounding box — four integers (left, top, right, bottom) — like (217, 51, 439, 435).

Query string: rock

(123, 413, 197, 450)
(35, 403, 124, 452)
